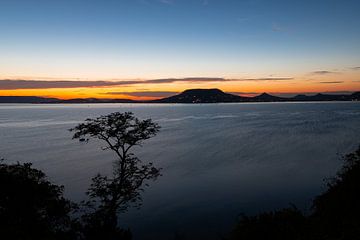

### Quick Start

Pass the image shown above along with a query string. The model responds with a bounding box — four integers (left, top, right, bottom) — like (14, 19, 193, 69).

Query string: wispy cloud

(349, 67, 360, 70)
(311, 70, 339, 75)
(144, 77, 225, 84)
(0, 77, 294, 90)
(229, 91, 259, 95)
(242, 77, 293, 81)
(104, 91, 178, 97)
(0, 80, 133, 90)
(318, 81, 343, 84)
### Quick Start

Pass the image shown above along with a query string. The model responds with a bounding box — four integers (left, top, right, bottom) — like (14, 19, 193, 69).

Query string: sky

(0, 0, 359, 99)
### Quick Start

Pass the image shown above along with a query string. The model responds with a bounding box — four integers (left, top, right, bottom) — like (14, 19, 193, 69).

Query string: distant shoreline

(1, 88, 359, 104)
(1, 101, 359, 105)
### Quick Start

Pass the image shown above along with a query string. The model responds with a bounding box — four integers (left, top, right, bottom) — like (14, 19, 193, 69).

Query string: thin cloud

(230, 91, 259, 95)
(0, 77, 294, 90)
(0, 80, 135, 90)
(349, 67, 360, 70)
(311, 71, 339, 75)
(144, 77, 225, 84)
(104, 91, 178, 97)
(242, 77, 293, 81)
(318, 81, 343, 84)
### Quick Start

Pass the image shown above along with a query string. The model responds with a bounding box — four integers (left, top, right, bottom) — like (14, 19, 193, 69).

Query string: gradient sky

(0, 0, 359, 99)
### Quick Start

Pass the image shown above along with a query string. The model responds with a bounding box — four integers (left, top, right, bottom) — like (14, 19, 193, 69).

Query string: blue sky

(0, 0, 359, 98)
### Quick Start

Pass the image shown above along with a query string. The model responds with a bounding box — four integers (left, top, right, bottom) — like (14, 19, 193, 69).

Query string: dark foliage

(231, 207, 307, 240)
(70, 112, 161, 239)
(230, 145, 360, 240)
(311, 146, 360, 239)
(0, 112, 160, 240)
(0, 161, 76, 240)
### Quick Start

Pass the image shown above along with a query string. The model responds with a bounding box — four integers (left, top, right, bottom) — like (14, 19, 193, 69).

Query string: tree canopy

(70, 112, 160, 159)
(70, 112, 161, 239)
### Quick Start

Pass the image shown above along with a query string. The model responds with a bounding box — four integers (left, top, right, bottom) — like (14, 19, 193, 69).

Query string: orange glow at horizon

(0, 72, 359, 100)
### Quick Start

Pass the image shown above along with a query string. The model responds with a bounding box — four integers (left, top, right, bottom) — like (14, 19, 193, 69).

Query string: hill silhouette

(0, 96, 59, 103)
(151, 88, 249, 103)
(252, 92, 286, 102)
(152, 89, 360, 103)
(0, 89, 359, 103)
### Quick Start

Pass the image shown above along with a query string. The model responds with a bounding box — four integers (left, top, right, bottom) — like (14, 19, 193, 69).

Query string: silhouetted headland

(0, 89, 359, 103)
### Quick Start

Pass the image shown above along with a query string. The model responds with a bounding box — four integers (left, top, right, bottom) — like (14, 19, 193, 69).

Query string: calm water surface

(1, 102, 359, 239)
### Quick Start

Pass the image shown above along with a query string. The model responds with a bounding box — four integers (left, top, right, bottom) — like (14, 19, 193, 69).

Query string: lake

(1, 102, 359, 239)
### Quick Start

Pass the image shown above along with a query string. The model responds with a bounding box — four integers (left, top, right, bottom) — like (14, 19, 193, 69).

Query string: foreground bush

(231, 207, 308, 240)
(0, 161, 76, 240)
(311, 145, 360, 239)
(230, 145, 360, 240)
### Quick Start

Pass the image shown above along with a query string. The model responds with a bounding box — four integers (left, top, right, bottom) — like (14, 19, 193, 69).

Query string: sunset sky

(0, 0, 359, 100)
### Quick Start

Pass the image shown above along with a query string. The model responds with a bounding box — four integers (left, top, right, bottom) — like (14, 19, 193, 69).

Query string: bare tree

(70, 112, 161, 239)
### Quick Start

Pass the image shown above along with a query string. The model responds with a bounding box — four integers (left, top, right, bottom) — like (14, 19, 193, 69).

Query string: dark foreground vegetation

(1, 111, 359, 239)
(229, 145, 360, 240)
(1, 112, 160, 240)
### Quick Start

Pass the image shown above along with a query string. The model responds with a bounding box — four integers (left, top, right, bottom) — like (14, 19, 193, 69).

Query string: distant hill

(151, 88, 249, 103)
(292, 92, 360, 101)
(0, 96, 59, 103)
(351, 91, 360, 100)
(0, 96, 136, 104)
(153, 89, 360, 103)
(0, 89, 359, 103)
(252, 92, 286, 102)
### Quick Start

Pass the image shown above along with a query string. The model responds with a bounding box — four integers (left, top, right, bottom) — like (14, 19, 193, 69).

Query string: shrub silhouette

(0, 161, 76, 240)
(311, 146, 360, 239)
(230, 145, 360, 240)
(70, 112, 161, 239)
(231, 206, 307, 240)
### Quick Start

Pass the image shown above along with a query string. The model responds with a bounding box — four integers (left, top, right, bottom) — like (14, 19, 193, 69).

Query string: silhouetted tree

(0, 160, 77, 240)
(70, 112, 161, 239)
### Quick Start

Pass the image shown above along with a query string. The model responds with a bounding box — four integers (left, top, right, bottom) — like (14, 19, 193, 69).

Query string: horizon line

(0, 88, 359, 101)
